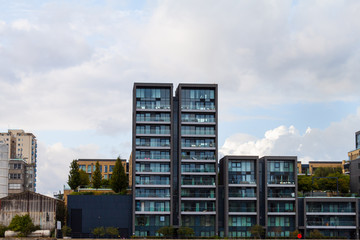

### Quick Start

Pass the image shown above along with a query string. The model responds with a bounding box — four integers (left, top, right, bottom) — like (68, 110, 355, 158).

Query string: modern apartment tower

(219, 156, 259, 238)
(260, 156, 298, 238)
(177, 84, 218, 237)
(132, 83, 218, 237)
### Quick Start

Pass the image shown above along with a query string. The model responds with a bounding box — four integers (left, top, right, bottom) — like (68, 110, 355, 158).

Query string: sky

(0, 0, 359, 196)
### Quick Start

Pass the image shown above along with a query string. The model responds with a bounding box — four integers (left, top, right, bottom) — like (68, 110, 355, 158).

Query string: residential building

(8, 159, 35, 194)
(132, 83, 218, 237)
(302, 197, 359, 239)
(0, 142, 9, 197)
(349, 131, 360, 194)
(132, 83, 173, 237)
(260, 156, 298, 238)
(298, 161, 347, 175)
(0, 129, 37, 191)
(219, 156, 259, 238)
(77, 158, 127, 181)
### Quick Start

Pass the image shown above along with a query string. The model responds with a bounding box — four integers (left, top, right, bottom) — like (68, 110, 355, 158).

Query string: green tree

(250, 224, 264, 239)
(92, 161, 102, 189)
(110, 158, 128, 193)
(298, 175, 313, 193)
(79, 169, 90, 187)
(8, 214, 36, 237)
(101, 179, 110, 188)
(68, 160, 80, 191)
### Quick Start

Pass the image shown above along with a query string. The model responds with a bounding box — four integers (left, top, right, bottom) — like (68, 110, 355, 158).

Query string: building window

(104, 165, 108, 173)
(109, 165, 114, 172)
(46, 213, 49, 222)
(13, 163, 22, 169)
(358, 163, 360, 169)
(9, 174, 21, 179)
(9, 184, 21, 189)
(87, 165, 91, 173)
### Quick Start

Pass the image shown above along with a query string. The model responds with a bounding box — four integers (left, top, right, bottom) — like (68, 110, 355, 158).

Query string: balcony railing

(182, 143, 215, 148)
(267, 180, 295, 184)
(136, 207, 170, 212)
(181, 193, 215, 198)
(136, 117, 171, 122)
(136, 155, 170, 160)
(228, 193, 257, 198)
(268, 207, 295, 213)
(136, 193, 170, 198)
(136, 168, 170, 173)
(306, 207, 355, 213)
(307, 221, 356, 226)
(136, 180, 170, 185)
(136, 143, 170, 148)
(182, 118, 215, 123)
(268, 193, 295, 198)
(136, 130, 170, 135)
(181, 156, 216, 161)
(182, 179, 215, 185)
(181, 207, 216, 212)
(181, 130, 216, 135)
(229, 207, 256, 212)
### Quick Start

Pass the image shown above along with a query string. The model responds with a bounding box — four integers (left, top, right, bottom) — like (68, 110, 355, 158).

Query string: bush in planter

(106, 227, 119, 238)
(0, 224, 8, 237)
(177, 227, 194, 238)
(156, 226, 175, 238)
(62, 225, 72, 237)
(92, 226, 106, 238)
(8, 214, 36, 237)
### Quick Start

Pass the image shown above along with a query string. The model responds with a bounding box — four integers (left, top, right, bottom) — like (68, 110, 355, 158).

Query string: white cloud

(220, 108, 360, 162)
(36, 141, 103, 196)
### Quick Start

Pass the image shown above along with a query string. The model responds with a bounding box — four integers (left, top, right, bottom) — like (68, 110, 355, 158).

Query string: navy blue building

(67, 195, 132, 238)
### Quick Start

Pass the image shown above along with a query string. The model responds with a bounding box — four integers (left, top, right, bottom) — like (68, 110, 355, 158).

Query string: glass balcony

(136, 201, 170, 212)
(268, 202, 295, 212)
(181, 176, 215, 185)
(229, 206, 257, 212)
(136, 129, 170, 135)
(136, 164, 170, 173)
(306, 202, 355, 213)
(181, 129, 216, 135)
(181, 114, 215, 123)
(267, 173, 295, 184)
(135, 178, 170, 185)
(135, 189, 170, 198)
(181, 151, 216, 161)
(135, 152, 170, 160)
(136, 113, 171, 122)
(307, 220, 356, 227)
(181, 163, 215, 173)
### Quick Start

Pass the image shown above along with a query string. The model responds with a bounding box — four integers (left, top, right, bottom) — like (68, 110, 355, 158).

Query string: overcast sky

(0, 0, 359, 195)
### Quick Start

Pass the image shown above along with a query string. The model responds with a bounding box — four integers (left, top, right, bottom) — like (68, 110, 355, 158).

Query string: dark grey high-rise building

(132, 83, 218, 237)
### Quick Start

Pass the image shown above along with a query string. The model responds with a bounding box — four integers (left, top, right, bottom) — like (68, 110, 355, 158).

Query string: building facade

(302, 197, 359, 239)
(219, 156, 259, 238)
(77, 158, 128, 181)
(260, 156, 298, 238)
(132, 83, 218, 237)
(8, 159, 35, 194)
(0, 129, 37, 191)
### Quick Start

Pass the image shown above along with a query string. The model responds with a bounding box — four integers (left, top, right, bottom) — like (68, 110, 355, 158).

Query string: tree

(309, 229, 324, 239)
(110, 158, 128, 193)
(101, 179, 110, 188)
(79, 169, 90, 187)
(92, 161, 102, 189)
(68, 160, 80, 190)
(250, 224, 264, 239)
(298, 175, 313, 193)
(8, 214, 37, 237)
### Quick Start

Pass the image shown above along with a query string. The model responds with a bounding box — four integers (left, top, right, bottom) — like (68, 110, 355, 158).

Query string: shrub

(62, 225, 72, 237)
(309, 229, 324, 239)
(177, 227, 194, 238)
(8, 214, 36, 237)
(106, 227, 119, 237)
(0, 224, 7, 237)
(157, 226, 175, 238)
(92, 226, 106, 237)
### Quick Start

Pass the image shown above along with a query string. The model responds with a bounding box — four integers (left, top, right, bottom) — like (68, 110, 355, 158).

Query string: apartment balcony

(181, 172, 216, 176)
(306, 221, 356, 229)
(181, 192, 216, 201)
(135, 210, 171, 215)
(136, 171, 171, 175)
(136, 106, 171, 112)
(181, 208, 216, 215)
(136, 145, 171, 150)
